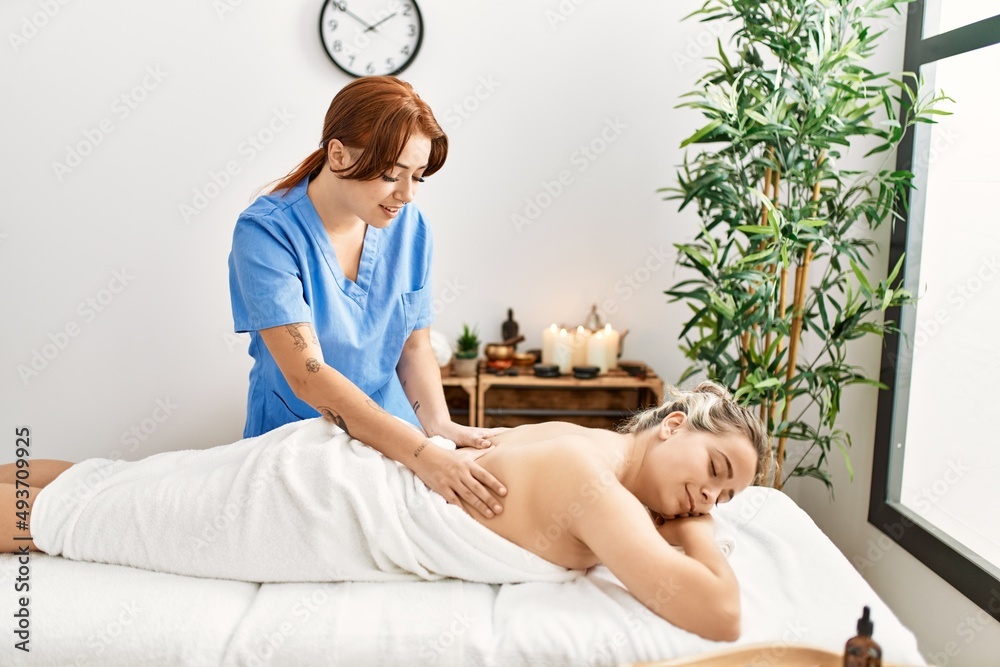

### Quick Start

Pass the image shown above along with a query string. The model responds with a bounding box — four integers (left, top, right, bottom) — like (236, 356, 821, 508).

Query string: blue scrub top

(229, 178, 433, 438)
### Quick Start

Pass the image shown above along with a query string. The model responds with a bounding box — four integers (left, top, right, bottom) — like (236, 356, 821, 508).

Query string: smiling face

(328, 132, 432, 229)
(640, 413, 759, 519)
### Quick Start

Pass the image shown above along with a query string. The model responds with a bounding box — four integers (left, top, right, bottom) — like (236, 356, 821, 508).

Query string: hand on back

(410, 444, 507, 520)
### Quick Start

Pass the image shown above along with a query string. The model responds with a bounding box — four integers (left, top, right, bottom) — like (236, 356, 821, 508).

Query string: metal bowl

(512, 352, 537, 366)
(484, 343, 515, 361)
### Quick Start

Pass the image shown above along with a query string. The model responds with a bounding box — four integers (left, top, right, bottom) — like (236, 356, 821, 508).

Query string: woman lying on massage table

(2, 381, 768, 642)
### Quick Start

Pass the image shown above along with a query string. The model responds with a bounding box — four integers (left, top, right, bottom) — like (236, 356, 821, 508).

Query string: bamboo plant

(662, 0, 950, 491)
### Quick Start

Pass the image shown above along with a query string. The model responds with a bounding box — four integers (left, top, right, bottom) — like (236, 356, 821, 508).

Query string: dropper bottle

(844, 606, 882, 667)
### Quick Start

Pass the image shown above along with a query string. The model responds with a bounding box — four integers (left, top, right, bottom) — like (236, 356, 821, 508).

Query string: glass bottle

(844, 606, 882, 667)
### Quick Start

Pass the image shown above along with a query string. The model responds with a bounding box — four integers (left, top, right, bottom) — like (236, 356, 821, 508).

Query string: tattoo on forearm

(413, 440, 429, 458)
(412, 400, 421, 413)
(317, 406, 350, 435)
(286, 324, 308, 351)
(366, 399, 388, 414)
(305, 358, 321, 373)
(309, 327, 319, 346)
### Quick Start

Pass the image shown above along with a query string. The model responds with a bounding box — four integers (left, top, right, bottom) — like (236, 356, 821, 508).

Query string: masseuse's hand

(411, 445, 507, 519)
(434, 422, 509, 449)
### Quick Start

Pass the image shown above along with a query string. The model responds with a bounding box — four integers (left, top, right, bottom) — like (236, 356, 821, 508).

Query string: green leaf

(744, 109, 771, 126)
(680, 119, 724, 147)
(708, 290, 736, 320)
(736, 225, 776, 235)
(751, 187, 776, 213)
(850, 259, 873, 295)
(847, 377, 888, 390)
(886, 252, 905, 285)
(738, 247, 776, 266)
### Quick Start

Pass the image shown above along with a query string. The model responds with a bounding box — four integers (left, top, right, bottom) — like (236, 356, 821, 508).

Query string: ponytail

(267, 148, 327, 196)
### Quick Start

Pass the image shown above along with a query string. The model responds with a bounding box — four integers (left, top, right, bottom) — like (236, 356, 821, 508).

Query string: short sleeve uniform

(229, 178, 433, 438)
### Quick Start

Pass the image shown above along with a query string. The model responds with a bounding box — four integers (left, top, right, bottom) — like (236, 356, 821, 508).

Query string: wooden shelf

(475, 362, 664, 429)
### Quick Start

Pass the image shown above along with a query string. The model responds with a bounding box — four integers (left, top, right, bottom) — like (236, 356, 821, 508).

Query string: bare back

(451, 421, 746, 642)
(457, 422, 633, 569)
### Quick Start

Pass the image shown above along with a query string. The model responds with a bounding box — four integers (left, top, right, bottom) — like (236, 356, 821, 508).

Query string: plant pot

(453, 357, 479, 377)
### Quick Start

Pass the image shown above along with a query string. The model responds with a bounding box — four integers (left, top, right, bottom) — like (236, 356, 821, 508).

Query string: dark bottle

(502, 308, 519, 343)
(844, 606, 882, 667)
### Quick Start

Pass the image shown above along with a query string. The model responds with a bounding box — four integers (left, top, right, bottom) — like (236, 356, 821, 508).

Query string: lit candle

(572, 326, 590, 367)
(541, 323, 558, 365)
(604, 324, 620, 370)
(552, 328, 574, 374)
(586, 330, 609, 374)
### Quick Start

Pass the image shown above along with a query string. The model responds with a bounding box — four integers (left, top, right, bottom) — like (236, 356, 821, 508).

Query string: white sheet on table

(0, 554, 256, 667)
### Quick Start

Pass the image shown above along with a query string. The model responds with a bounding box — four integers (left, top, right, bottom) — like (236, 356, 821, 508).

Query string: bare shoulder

(491, 420, 592, 445)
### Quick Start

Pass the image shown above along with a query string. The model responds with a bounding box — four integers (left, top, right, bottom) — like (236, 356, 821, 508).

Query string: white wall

(2, 0, 996, 664)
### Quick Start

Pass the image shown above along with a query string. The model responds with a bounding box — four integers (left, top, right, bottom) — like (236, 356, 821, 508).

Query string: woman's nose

(395, 178, 415, 203)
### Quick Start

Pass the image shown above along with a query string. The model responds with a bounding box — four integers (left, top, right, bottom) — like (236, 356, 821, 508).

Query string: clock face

(319, 0, 424, 78)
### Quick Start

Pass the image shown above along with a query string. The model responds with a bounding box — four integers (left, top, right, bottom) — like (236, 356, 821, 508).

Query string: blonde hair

(619, 381, 772, 485)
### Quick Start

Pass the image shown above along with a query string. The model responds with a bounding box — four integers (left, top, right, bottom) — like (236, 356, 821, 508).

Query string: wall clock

(319, 0, 424, 77)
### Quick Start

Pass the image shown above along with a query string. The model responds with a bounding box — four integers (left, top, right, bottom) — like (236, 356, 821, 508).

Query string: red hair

(269, 76, 447, 194)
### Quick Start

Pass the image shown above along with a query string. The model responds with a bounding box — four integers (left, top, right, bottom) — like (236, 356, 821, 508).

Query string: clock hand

(330, 0, 375, 32)
(365, 12, 397, 32)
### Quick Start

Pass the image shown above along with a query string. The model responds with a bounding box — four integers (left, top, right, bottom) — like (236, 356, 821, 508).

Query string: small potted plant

(453, 324, 481, 377)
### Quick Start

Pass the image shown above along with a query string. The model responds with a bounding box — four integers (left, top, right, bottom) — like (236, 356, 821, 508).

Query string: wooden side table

(476, 363, 664, 430)
(440, 371, 478, 427)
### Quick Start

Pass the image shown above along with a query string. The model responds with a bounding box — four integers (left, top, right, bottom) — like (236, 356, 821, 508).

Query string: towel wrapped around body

(31, 418, 579, 584)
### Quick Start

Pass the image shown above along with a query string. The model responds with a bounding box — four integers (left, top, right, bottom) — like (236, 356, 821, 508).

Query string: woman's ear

(326, 139, 351, 171)
(658, 412, 686, 440)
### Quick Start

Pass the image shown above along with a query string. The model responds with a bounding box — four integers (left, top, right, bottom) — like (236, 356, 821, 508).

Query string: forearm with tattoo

(317, 406, 351, 436)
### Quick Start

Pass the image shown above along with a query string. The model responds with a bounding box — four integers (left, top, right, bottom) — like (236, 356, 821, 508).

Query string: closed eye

(381, 174, 426, 183)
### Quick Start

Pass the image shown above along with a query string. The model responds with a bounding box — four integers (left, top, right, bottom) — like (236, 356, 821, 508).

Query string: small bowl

(484, 343, 514, 361)
(486, 358, 513, 371)
(512, 352, 538, 366)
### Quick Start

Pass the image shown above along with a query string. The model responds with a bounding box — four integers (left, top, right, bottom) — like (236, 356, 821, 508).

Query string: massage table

(2, 484, 926, 666)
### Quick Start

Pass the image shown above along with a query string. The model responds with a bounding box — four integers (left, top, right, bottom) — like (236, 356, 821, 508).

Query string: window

(872, 2, 1000, 618)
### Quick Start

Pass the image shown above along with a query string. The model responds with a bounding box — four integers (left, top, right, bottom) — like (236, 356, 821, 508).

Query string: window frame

(871, 2, 1000, 620)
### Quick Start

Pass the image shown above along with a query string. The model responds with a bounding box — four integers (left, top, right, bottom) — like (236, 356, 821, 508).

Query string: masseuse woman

(228, 76, 505, 519)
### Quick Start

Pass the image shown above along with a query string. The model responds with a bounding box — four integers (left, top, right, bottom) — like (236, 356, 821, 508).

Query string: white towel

(31, 418, 578, 585)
